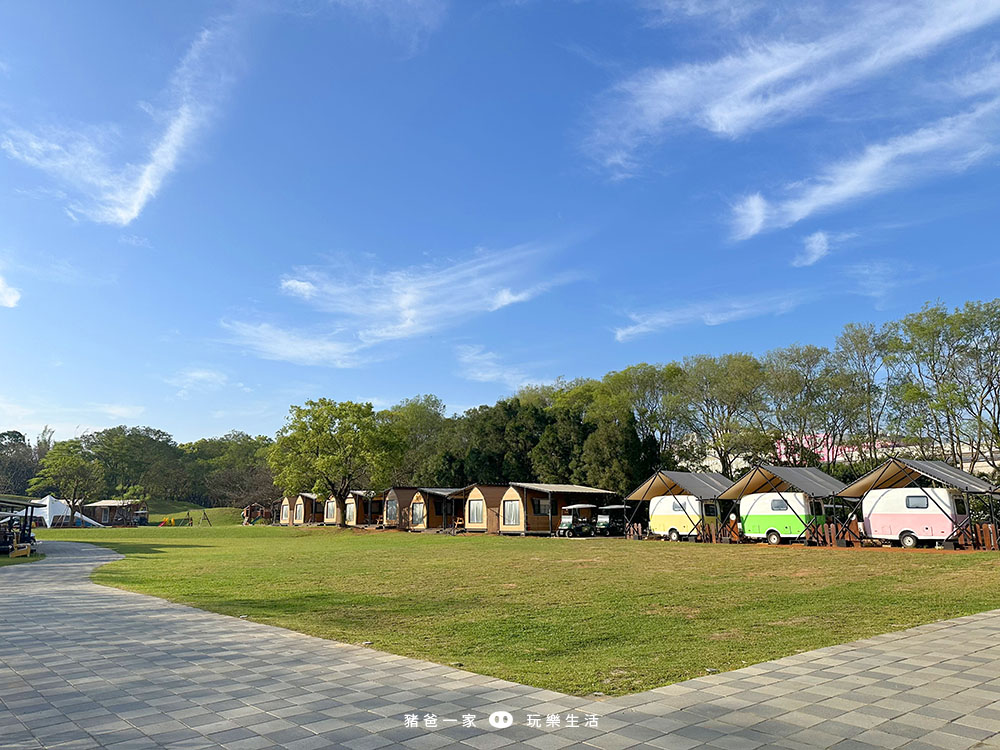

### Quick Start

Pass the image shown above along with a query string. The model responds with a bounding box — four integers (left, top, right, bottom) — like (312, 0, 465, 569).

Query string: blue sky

(2, 0, 1000, 443)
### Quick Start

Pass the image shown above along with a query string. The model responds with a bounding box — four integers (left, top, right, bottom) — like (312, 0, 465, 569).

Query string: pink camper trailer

(861, 487, 968, 548)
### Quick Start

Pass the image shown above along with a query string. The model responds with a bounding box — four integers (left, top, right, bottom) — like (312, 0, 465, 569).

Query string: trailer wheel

(668, 529, 681, 542)
(566, 529, 574, 538)
(900, 532, 918, 549)
(766, 530, 782, 546)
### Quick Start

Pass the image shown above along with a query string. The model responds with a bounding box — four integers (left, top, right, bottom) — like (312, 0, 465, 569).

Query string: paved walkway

(2, 544, 1000, 750)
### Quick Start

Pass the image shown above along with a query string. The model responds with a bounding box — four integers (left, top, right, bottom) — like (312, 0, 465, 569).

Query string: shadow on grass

(57, 541, 212, 557)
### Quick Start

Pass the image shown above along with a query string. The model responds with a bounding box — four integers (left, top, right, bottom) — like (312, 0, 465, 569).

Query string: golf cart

(595, 505, 628, 536)
(557, 504, 597, 537)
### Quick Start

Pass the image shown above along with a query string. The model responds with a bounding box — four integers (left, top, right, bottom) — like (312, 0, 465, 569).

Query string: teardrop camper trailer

(627, 470, 732, 541)
(837, 458, 999, 549)
(499, 483, 614, 535)
(719, 466, 845, 545)
(452, 485, 508, 534)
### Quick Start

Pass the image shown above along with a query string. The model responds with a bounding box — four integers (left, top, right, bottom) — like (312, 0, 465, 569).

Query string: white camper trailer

(861, 487, 968, 548)
(648, 495, 718, 541)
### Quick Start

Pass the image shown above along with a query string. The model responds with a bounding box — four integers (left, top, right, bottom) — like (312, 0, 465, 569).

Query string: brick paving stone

(4, 542, 1000, 749)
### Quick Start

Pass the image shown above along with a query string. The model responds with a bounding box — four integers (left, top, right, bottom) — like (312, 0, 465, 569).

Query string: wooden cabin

(82, 499, 148, 527)
(499, 483, 613, 535)
(453, 484, 508, 534)
(407, 488, 462, 531)
(323, 496, 343, 525)
(292, 493, 323, 525)
(383, 487, 419, 529)
(345, 490, 384, 526)
(278, 497, 292, 526)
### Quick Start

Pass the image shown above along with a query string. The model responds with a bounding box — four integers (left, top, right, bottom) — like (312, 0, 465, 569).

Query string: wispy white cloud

(165, 367, 240, 398)
(230, 243, 575, 368)
(733, 98, 1000, 238)
(588, 0, 1000, 173)
(639, 0, 765, 26)
(119, 234, 153, 249)
(279, 279, 318, 299)
(89, 403, 146, 420)
(0, 274, 21, 308)
(793, 232, 831, 267)
(791, 230, 856, 267)
(455, 345, 538, 391)
(329, 0, 447, 38)
(222, 321, 371, 368)
(614, 290, 810, 342)
(1, 19, 240, 226)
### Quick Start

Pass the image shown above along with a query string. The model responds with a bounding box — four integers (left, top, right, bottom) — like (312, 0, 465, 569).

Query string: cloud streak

(228, 243, 575, 368)
(588, 0, 1000, 173)
(2, 19, 241, 226)
(615, 290, 810, 342)
(165, 367, 242, 398)
(455, 345, 538, 390)
(0, 274, 21, 308)
(733, 98, 1000, 238)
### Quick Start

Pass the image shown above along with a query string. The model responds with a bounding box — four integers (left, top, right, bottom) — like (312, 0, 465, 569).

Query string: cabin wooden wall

(465, 485, 505, 533)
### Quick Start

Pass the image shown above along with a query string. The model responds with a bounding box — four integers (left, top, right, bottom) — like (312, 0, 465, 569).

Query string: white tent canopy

(9, 495, 105, 528)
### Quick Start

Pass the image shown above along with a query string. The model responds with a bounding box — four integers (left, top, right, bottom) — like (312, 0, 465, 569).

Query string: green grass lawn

(36, 526, 1000, 695)
(0, 553, 45, 567)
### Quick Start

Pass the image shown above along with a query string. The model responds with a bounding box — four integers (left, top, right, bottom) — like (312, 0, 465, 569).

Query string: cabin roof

(447, 483, 510, 496)
(627, 470, 732, 501)
(838, 457, 998, 498)
(510, 482, 613, 495)
(415, 487, 462, 498)
(719, 465, 846, 501)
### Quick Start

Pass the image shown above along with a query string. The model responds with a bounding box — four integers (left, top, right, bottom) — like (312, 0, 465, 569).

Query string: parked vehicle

(595, 505, 628, 536)
(557, 504, 597, 537)
(739, 492, 825, 545)
(649, 495, 718, 541)
(861, 487, 968, 548)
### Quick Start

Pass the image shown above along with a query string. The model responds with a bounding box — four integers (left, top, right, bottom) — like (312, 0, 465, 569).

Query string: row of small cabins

(275, 458, 1000, 549)
(277, 483, 604, 535)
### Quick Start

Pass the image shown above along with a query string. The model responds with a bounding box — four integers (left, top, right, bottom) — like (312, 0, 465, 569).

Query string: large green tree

(28, 439, 103, 526)
(0, 430, 40, 495)
(269, 399, 392, 526)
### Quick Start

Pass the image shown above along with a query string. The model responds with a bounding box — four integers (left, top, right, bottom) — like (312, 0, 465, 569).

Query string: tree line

(5, 298, 1000, 525)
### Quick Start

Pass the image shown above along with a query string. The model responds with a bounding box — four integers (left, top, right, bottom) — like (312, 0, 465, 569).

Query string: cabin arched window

(468, 499, 484, 524)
